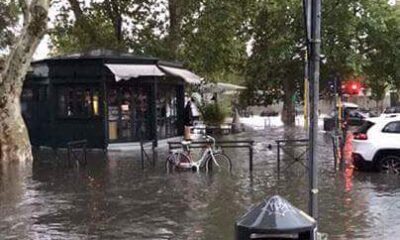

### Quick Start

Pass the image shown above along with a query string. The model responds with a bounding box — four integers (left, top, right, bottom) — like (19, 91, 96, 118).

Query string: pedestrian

(183, 97, 194, 140)
(190, 97, 200, 123)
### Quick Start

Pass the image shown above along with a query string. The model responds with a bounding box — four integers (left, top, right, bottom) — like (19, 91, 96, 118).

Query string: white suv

(352, 116, 400, 173)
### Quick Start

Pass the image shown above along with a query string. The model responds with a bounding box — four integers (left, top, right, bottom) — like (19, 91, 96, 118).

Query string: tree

(242, 0, 304, 126)
(51, 0, 157, 54)
(361, 1, 400, 105)
(321, 0, 400, 102)
(0, 0, 50, 162)
(129, 0, 252, 83)
(0, 1, 19, 52)
(242, 0, 400, 125)
(179, 0, 253, 81)
(51, 0, 252, 85)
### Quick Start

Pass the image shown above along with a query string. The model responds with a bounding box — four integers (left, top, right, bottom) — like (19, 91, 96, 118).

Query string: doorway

(107, 83, 151, 142)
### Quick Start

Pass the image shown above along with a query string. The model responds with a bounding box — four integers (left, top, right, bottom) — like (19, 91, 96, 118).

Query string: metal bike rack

(167, 140, 255, 171)
(67, 139, 87, 167)
(329, 133, 343, 171)
(139, 129, 157, 169)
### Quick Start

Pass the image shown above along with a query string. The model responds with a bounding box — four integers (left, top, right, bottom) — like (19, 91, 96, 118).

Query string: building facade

(22, 50, 201, 149)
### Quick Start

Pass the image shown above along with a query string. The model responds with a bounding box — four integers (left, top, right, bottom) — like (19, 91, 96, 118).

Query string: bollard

(235, 195, 316, 240)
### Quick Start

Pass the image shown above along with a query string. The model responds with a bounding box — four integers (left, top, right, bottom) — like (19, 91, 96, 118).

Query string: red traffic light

(341, 81, 361, 95)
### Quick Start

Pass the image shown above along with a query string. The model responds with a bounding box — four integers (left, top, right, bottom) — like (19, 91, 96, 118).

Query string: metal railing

(276, 139, 309, 179)
(67, 139, 87, 167)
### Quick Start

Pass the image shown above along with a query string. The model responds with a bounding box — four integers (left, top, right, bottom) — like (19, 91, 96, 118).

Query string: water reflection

(0, 128, 400, 239)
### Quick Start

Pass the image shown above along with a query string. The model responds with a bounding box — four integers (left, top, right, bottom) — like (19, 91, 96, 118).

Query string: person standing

(183, 97, 193, 140)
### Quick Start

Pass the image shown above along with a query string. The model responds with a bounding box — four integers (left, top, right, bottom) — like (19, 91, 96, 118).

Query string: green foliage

(241, 0, 303, 107)
(0, 1, 19, 52)
(45, 0, 400, 108)
(321, 0, 400, 100)
(50, 0, 251, 85)
(51, 13, 124, 54)
(201, 102, 229, 125)
(179, 0, 252, 81)
(361, 2, 400, 99)
(241, 0, 400, 108)
(50, 0, 157, 55)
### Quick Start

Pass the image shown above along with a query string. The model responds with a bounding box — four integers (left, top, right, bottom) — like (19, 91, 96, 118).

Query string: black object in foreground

(235, 195, 316, 240)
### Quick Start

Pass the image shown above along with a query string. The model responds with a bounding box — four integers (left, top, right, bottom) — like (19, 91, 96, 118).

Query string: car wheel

(378, 155, 400, 174)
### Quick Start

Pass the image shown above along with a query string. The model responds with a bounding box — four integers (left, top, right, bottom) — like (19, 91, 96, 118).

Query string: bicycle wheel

(165, 152, 191, 173)
(205, 153, 232, 173)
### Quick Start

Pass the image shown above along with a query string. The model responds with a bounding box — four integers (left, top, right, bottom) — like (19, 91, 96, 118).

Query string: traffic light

(341, 81, 361, 95)
(327, 73, 341, 95)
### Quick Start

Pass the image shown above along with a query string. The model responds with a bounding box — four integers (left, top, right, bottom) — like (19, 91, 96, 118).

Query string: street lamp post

(304, 0, 321, 232)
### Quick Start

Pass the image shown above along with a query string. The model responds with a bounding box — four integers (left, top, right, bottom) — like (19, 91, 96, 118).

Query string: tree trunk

(168, 0, 182, 58)
(0, 97, 31, 162)
(0, 0, 49, 163)
(281, 78, 296, 126)
(68, 0, 83, 20)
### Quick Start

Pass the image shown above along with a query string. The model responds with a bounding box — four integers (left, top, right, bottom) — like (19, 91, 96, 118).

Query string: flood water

(1, 127, 400, 240)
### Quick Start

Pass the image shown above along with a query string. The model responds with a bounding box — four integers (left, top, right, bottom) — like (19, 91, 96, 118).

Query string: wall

(246, 95, 391, 116)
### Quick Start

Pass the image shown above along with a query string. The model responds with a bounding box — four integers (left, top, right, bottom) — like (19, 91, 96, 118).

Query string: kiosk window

(57, 86, 100, 118)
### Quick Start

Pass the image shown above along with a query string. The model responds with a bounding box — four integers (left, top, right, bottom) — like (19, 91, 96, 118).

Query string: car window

(384, 108, 392, 113)
(355, 121, 375, 134)
(382, 121, 400, 133)
(384, 107, 400, 114)
(349, 111, 363, 118)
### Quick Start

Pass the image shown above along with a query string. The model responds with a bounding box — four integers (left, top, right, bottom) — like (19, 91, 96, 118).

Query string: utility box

(235, 195, 316, 240)
(323, 117, 335, 132)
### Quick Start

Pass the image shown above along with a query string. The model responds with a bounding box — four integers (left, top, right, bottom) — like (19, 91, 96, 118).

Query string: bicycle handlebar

(203, 134, 216, 146)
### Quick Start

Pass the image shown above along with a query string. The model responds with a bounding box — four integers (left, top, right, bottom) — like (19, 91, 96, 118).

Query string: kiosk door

(107, 84, 151, 142)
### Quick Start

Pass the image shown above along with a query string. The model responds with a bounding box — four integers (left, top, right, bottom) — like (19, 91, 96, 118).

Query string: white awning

(105, 64, 165, 82)
(216, 82, 247, 91)
(159, 65, 202, 85)
(201, 82, 247, 95)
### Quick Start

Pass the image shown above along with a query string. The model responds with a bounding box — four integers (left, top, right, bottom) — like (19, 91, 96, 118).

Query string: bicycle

(165, 135, 232, 173)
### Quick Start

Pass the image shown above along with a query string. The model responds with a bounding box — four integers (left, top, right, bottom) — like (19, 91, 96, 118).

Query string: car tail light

(354, 133, 368, 140)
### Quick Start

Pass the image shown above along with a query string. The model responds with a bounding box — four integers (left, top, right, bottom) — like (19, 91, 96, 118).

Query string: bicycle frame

(191, 137, 222, 172)
(191, 146, 211, 171)
(167, 135, 222, 172)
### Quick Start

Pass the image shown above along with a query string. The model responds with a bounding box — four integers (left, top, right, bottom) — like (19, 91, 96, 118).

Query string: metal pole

(303, 0, 311, 131)
(249, 146, 253, 172)
(152, 78, 158, 148)
(332, 134, 337, 171)
(304, 52, 309, 130)
(277, 142, 281, 180)
(140, 126, 144, 169)
(308, 0, 321, 225)
(333, 75, 339, 134)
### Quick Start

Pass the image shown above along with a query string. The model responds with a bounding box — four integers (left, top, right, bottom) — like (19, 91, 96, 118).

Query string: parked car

(260, 110, 279, 117)
(352, 116, 400, 173)
(345, 109, 369, 126)
(381, 106, 400, 117)
(323, 102, 367, 131)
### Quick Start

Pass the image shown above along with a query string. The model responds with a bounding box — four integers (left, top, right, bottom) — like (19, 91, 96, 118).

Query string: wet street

(1, 127, 400, 240)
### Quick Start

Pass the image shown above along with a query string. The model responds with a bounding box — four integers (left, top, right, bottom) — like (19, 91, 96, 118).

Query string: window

(156, 85, 178, 139)
(355, 121, 375, 134)
(384, 107, 400, 114)
(382, 121, 400, 133)
(57, 86, 100, 118)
